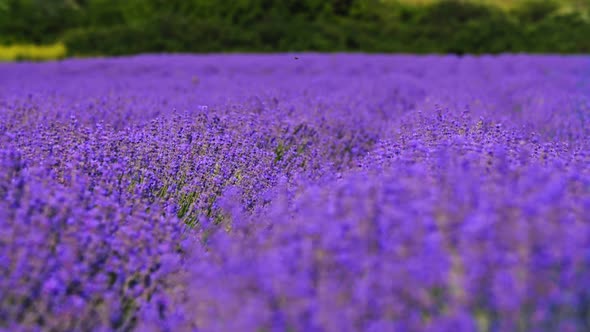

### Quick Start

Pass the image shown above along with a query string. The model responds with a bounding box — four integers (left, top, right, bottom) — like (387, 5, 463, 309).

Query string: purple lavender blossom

(0, 54, 589, 331)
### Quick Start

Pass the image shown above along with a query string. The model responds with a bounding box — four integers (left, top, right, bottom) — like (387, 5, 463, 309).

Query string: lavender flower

(1, 54, 589, 331)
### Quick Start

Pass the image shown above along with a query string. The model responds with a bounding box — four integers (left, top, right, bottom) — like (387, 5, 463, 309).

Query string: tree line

(0, 0, 588, 55)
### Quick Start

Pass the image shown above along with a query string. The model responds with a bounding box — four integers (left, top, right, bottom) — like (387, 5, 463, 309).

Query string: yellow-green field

(0, 43, 67, 61)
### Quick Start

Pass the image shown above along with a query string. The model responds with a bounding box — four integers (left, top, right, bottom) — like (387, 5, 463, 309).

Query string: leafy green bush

(2, 0, 590, 55)
(511, 0, 560, 23)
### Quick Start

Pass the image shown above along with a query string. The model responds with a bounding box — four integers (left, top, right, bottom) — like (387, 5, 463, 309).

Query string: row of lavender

(1, 55, 589, 331)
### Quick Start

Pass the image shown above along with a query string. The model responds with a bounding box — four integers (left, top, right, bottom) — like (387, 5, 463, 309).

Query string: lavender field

(1, 54, 590, 332)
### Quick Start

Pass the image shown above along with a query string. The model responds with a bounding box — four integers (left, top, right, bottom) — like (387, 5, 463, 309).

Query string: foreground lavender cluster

(1, 54, 589, 331)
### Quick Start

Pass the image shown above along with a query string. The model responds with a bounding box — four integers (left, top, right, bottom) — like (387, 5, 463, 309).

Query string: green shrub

(511, 0, 560, 23)
(4, 0, 590, 56)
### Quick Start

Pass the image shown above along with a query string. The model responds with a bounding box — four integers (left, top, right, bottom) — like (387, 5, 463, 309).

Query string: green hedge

(1, 0, 589, 55)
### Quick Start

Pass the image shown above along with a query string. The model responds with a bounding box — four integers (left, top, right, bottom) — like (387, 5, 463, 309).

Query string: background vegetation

(0, 0, 589, 58)
(0, 43, 65, 60)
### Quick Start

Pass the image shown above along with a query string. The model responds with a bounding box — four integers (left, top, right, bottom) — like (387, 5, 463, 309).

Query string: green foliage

(1, 0, 589, 55)
(510, 0, 560, 23)
(0, 0, 81, 44)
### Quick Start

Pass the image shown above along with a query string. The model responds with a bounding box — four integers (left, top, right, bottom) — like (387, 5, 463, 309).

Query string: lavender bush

(1, 54, 589, 332)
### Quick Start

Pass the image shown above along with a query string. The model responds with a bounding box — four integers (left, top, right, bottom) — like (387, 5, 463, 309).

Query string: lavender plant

(0, 54, 589, 331)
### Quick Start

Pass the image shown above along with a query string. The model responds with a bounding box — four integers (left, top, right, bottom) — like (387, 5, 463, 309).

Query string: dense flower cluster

(1, 54, 589, 331)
